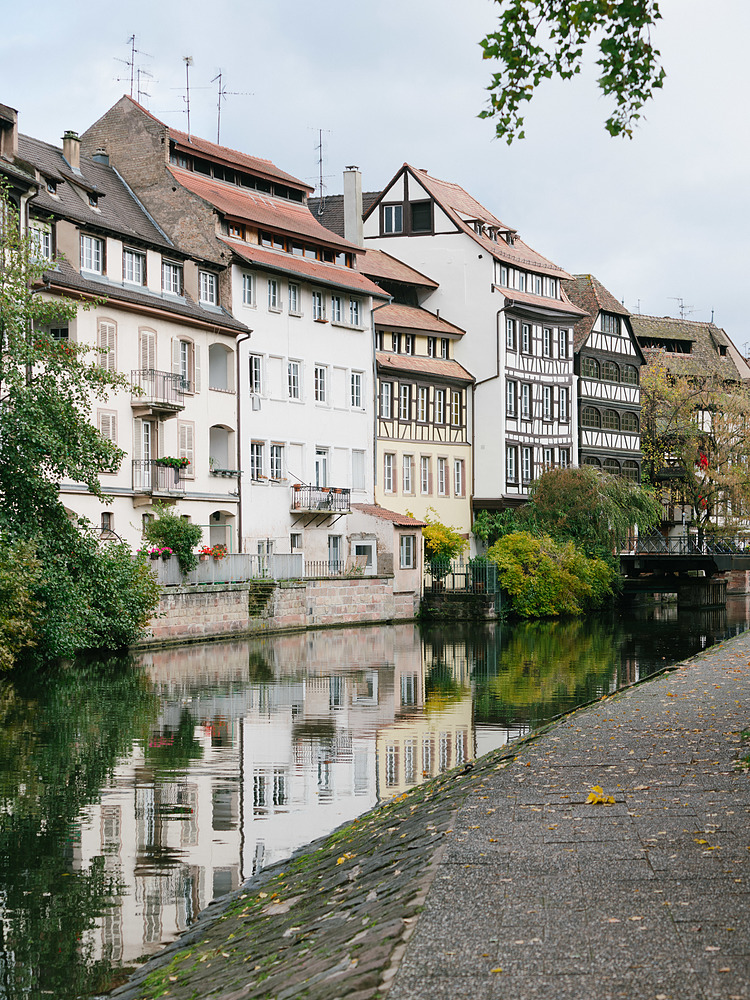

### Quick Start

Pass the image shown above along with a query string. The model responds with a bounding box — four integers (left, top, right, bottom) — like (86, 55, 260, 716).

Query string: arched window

(622, 365, 639, 386)
(621, 411, 639, 433)
(581, 357, 600, 379)
(603, 360, 620, 382)
(583, 456, 601, 467)
(582, 406, 601, 428)
(622, 460, 640, 481)
(604, 458, 621, 475)
(603, 409, 620, 430)
(209, 343, 235, 391)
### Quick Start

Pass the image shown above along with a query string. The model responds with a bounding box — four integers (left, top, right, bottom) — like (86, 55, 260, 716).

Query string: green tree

(421, 508, 468, 561)
(0, 186, 159, 664)
(0, 538, 41, 669)
(479, 0, 666, 142)
(144, 502, 203, 574)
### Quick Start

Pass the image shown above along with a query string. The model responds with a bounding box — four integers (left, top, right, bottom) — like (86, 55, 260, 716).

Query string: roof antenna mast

(183, 56, 193, 140)
(211, 71, 253, 145)
(115, 34, 153, 98)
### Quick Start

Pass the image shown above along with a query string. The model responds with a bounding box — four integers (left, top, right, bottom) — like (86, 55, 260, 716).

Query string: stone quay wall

(140, 575, 419, 646)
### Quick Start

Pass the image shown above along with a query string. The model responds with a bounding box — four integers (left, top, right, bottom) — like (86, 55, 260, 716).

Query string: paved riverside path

(110, 632, 750, 1000)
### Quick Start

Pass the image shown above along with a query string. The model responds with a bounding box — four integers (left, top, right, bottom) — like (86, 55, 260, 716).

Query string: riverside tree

(0, 187, 159, 665)
(479, 0, 666, 141)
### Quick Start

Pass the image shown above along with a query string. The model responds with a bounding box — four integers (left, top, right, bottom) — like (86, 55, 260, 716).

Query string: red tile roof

(222, 239, 388, 298)
(352, 504, 426, 527)
(501, 286, 588, 318)
(361, 248, 438, 288)
(170, 126, 312, 193)
(171, 167, 358, 250)
(374, 302, 464, 336)
(376, 352, 474, 383)
(563, 274, 638, 353)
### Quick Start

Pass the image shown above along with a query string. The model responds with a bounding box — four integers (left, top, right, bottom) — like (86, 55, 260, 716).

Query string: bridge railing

(632, 534, 750, 556)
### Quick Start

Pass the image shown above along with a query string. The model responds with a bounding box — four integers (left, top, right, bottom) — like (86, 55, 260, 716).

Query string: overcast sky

(3, 0, 748, 346)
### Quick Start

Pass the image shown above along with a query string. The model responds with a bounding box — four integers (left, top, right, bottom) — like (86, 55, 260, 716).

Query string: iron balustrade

(632, 534, 750, 556)
(290, 486, 351, 512)
(132, 459, 186, 495)
(131, 369, 185, 409)
(424, 560, 500, 594)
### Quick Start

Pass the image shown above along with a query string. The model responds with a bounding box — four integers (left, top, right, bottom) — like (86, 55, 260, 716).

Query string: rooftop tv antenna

(183, 57, 194, 140)
(211, 71, 253, 144)
(669, 297, 694, 320)
(114, 34, 153, 97)
(136, 67, 154, 105)
(307, 127, 333, 214)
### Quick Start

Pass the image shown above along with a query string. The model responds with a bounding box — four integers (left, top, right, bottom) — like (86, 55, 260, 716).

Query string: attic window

(88, 192, 98, 208)
(719, 344, 727, 356)
(46, 179, 57, 195)
(640, 337, 692, 354)
(410, 201, 432, 233)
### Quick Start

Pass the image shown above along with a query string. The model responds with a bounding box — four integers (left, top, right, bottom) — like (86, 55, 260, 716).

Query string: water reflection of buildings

(74, 626, 478, 968)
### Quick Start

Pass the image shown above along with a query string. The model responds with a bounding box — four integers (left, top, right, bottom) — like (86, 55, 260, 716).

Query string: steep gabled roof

(365, 164, 571, 279)
(563, 274, 640, 354)
(631, 314, 750, 380)
(308, 192, 381, 237)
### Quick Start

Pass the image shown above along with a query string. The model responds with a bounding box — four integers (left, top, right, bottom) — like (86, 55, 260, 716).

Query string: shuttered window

(178, 422, 195, 477)
(98, 321, 116, 371)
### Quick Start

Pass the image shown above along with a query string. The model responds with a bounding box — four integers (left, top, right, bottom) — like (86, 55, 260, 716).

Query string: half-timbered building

(362, 164, 586, 514)
(564, 274, 644, 480)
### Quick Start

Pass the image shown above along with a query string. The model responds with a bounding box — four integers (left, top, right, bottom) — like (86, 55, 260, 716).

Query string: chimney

(0, 103, 18, 159)
(62, 130, 80, 172)
(92, 147, 109, 165)
(343, 166, 363, 248)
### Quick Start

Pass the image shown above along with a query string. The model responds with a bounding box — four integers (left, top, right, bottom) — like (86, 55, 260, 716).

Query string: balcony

(132, 460, 186, 496)
(131, 369, 185, 417)
(291, 485, 351, 513)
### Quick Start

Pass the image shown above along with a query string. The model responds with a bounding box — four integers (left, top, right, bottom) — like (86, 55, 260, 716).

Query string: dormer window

(602, 313, 621, 335)
(123, 248, 145, 285)
(228, 222, 245, 240)
(88, 192, 99, 208)
(410, 201, 432, 233)
(383, 204, 403, 234)
(199, 270, 218, 306)
(46, 179, 57, 195)
(162, 260, 183, 296)
(29, 221, 52, 261)
(80, 234, 103, 274)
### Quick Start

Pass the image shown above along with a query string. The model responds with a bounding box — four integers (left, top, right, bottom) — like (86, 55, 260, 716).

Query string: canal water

(1, 598, 748, 998)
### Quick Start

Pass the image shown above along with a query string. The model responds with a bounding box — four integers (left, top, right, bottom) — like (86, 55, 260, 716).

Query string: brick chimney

(62, 130, 81, 172)
(343, 166, 363, 247)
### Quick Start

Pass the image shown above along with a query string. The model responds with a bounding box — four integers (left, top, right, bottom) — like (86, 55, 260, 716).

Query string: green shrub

(144, 503, 203, 574)
(487, 531, 616, 618)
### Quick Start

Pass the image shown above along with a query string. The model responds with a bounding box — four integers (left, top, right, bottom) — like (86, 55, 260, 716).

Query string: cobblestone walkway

(108, 632, 750, 1000)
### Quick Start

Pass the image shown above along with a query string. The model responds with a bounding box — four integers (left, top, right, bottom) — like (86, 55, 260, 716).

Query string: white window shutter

(98, 322, 116, 371)
(172, 338, 181, 375)
(133, 418, 142, 460)
(140, 330, 156, 370)
(193, 345, 201, 393)
(178, 422, 194, 471)
(98, 412, 117, 443)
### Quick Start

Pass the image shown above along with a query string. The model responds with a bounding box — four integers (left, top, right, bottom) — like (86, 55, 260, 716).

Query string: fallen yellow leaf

(586, 785, 615, 805)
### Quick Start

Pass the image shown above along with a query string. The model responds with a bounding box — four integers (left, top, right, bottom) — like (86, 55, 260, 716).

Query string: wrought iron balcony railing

(290, 486, 351, 512)
(132, 460, 186, 495)
(131, 369, 185, 411)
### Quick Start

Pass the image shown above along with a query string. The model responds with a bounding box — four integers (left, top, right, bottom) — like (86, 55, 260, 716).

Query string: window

(435, 389, 445, 424)
(548, 277, 558, 298)
(559, 449, 570, 469)
(450, 391, 461, 426)
(139, 328, 156, 370)
(199, 270, 218, 305)
(349, 298, 361, 326)
(543, 386, 551, 420)
(454, 459, 464, 496)
(314, 365, 327, 402)
(522, 446, 532, 483)
(427, 337, 436, 358)
(288, 282, 300, 313)
(290, 532, 302, 551)
(521, 383, 531, 419)
(178, 421, 194, 477)
(80, 234, 103, 274)
(438, 457, 447, 495)
(402, 455, 413, 493)
(315, 449, 328, 487)
(622, 411, 639, 433)
(250, 442, 264, 480)
(101, 511, 114, 533)
(98, 320, 116, 371)
(441, 338, 449, 359)
(420, 456, 431, 494)
(602, 313, 621, 335)
(228, 221, 245, 239)
(543, 328, 552, 358)
(604, 458, 621, 475)
(506, 318, 516, 351)
(417, 386, 428, 422)
(521, 323, 531, 353)
(242, 273, 256, 306)
(399, 384, 410, 421)
(123, 248, 145, 285)
(288, 360, 301, 399)
(98, 410, 117, 444)
(603, 360, 620, 382)
(380, 381, 392, 418)
(603, 409, 620, 430)
(400, 534, 416, 569)
(383, 204, 403, 234)
(175, 338, 199, 392)
(270, 444, 283, 480)
(391, 333, 400, 353)
(559, 387, 568, 422)
(498, 264, 508, 286)
(162, 260, 182, 294)
(330, 294, 342, 322)
(350, 371, 363, 408)
(559, 328, 568, 358)
(352, 450, 366, 490)
(249, 355, 262, 394)
(622, 364, 639, 386)
(622, 460, 640, 481)
(268, 279, 279, 310)
(582, 405, 601, 427)
(582, 357, 600, 379)
(518, 272, 526, 292)
(400, 334, 413, 355)
(506, 379, 517, 417)
(506, 445, 517, 483)
(30, 221, 52, 260)
(410, 201, 432, 232)
(383, 453, 394, 492)
(543, 447, 553, 470)
(312, 289, 324, 320)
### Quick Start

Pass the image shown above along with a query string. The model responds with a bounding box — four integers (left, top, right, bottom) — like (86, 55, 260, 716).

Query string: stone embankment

(110, 631, 750, 1000)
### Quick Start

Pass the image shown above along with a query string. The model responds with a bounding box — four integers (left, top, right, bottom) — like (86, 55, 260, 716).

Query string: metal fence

(131, 369, 185, 409)
(303, 558, 368, 578)
(423, 560, 499, 594)
(152, 552, 304, 586)
(633, 534, 750, 556)
(290, 486, 351, 512)
(132, 460, 186, 495)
